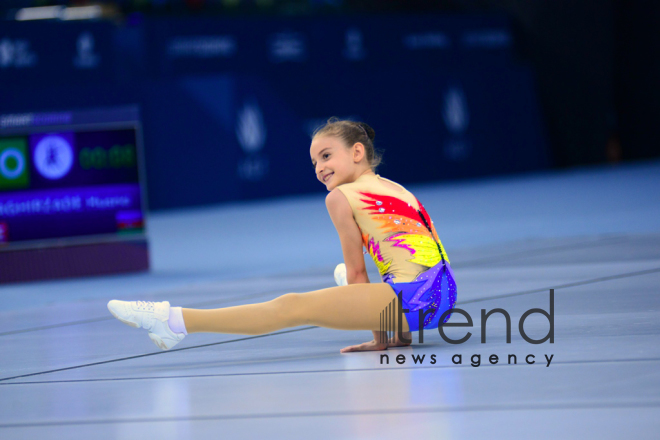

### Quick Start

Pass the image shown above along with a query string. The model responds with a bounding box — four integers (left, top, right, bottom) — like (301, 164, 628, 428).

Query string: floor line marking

(0, 326, 316, 383)
(458, 266, 660, 305)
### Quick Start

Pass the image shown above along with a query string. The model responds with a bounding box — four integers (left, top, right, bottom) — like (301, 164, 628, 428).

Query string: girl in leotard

(108, 118, 457, 353)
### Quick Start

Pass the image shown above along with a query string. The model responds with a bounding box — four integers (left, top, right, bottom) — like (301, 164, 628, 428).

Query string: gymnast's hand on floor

(340, 331, 412, 353)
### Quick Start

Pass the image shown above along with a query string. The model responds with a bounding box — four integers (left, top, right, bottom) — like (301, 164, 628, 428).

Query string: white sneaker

(107, 300, 185, 350)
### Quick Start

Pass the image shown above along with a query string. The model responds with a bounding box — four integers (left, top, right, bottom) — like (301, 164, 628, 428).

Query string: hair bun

(359, 122, 376, 141)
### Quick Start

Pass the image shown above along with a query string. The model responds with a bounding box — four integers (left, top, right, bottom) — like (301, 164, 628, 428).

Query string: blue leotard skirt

(383, 260, 457, 332)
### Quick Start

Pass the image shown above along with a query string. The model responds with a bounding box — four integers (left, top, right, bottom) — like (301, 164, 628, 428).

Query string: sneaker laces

(135, 301, 155, 312)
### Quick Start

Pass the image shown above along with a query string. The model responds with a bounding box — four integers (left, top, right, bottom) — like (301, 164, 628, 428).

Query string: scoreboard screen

(0, 106, 146, 249)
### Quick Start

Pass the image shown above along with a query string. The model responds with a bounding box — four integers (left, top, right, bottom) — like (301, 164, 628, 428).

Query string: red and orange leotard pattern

(335, 173, 457, 331)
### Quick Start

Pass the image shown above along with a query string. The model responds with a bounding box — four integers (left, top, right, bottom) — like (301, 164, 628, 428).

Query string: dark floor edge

(2, 401, 659, 428)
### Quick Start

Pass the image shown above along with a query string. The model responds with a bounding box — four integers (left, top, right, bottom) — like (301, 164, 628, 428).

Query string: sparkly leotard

(335, 173, 457, 331)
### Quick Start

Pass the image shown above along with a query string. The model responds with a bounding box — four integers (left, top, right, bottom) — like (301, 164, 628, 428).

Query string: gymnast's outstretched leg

(182, 283, 410, 335)
(107, 283, 410, 350)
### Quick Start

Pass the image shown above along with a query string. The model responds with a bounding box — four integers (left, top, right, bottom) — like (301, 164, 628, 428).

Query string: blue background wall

(0, 15, 550, 210)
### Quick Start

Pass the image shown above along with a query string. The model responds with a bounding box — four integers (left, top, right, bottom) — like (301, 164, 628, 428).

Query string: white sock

(167, 306, 188, 335)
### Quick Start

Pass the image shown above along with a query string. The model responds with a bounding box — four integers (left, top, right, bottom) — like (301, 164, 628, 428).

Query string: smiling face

(310, 135, 369, 191)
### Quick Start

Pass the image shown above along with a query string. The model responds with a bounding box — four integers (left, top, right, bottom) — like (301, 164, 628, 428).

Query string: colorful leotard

(335, 173, 457, 331)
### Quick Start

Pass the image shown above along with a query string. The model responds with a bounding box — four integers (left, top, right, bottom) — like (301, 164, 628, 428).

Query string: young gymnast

(108, 118, 457, 353)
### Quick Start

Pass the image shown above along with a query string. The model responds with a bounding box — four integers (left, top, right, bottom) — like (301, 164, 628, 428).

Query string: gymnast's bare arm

(325, 188, 368, 283)
(325, 188, 411, 352)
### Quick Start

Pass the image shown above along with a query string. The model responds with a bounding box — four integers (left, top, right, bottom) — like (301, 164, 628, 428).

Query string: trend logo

(33, 135, 74, 180)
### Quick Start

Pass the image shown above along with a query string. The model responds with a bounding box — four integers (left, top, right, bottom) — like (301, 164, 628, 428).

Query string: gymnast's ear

(352, 142, 366, 163)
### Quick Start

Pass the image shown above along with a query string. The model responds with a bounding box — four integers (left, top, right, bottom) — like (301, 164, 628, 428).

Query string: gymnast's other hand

(334, 263, 347, 286)
(340, 331, 412, 353)
(340, 339, 388, 353)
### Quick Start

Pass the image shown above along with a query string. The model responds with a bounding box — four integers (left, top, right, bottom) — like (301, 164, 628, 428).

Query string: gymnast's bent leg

(182, 283, 410, 335)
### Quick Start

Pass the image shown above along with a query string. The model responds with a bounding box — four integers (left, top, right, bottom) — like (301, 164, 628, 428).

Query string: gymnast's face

(310, 135, 364, 191)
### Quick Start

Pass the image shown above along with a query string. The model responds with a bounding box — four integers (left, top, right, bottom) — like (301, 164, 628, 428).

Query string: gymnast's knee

(272, 293, 308, 327)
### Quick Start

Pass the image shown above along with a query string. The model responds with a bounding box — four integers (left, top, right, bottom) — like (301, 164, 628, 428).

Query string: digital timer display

(0, 112, 146, 246)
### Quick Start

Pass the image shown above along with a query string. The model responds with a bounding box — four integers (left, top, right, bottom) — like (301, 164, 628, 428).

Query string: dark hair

(312, 117, 383, 171)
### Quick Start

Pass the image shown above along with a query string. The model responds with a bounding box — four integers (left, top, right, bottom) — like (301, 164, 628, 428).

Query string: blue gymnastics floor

(1, 159, 659, 439)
